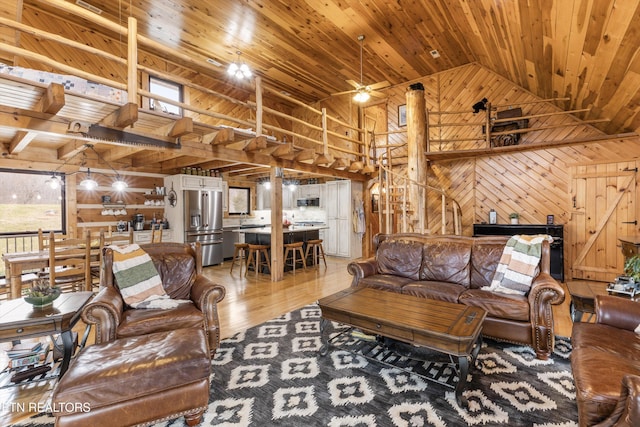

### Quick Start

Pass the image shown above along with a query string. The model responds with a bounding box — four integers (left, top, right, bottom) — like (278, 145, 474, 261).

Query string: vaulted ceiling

(12, 0, 640, 136)
(0, 0, 639, 180)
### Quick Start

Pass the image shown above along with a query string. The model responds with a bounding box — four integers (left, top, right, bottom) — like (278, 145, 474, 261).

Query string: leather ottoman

(52, 328, 211, 427)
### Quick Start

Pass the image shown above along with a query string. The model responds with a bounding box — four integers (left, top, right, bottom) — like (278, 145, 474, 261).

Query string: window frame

(148, 75, 183, 116)
(0, 168, 67, 236)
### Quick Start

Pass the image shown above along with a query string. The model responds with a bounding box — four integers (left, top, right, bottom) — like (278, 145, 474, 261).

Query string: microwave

(296, 197, 320, 207)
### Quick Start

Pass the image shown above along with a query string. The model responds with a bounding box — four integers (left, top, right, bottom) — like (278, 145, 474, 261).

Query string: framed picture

(371, 194, 379, 213)
(398, 104, 407, 127)
(228, 186, 251, 215)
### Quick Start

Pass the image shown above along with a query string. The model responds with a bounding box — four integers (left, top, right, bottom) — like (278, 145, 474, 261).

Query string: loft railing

(0, 1, 374, 170)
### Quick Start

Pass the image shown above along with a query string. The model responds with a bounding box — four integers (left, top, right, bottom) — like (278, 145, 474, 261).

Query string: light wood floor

(1, 256, 574, 425)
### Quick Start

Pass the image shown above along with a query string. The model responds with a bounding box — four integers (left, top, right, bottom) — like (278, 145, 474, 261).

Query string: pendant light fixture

(227, 51, 252, 79)
(45, 144, 128, 191)
(80, 168, 98, 190)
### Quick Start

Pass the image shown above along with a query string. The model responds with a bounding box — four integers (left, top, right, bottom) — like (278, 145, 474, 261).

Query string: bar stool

(229, 242, 249, 274)
(247, 244, 271, 275)
(284, 241, 307, 273)
(304, 239, 327, 268)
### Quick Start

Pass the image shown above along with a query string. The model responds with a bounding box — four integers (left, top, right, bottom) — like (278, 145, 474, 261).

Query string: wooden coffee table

(318, 287, 486, 407)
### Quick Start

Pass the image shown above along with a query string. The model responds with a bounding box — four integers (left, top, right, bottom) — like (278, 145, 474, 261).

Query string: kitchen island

(232, 225, 327, 272)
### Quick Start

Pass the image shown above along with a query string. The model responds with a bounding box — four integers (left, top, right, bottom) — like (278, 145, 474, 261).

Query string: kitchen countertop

(231, 225, 327, 234)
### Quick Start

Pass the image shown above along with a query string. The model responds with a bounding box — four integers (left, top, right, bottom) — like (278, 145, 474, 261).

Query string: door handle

(622, 220, 638, 225)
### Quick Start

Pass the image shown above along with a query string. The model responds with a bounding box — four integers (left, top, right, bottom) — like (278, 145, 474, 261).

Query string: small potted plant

(23, 278, 61, 308)
(509, 213, 519, 224)
(624, 254, 640, 283)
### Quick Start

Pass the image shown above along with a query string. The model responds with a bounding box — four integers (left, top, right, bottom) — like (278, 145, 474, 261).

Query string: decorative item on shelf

(23, 278, 61, 308)
(509, 213, 519, 224)
(167, 183, 177, 207)
(489, 209, 497, 224)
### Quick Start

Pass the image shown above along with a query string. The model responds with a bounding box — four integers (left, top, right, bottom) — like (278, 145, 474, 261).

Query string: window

(149, 76, 182, 116)
(0, 169, 66, 277)
(0, 169, 65, 234)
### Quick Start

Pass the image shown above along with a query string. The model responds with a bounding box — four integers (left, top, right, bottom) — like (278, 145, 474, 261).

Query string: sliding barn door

(569, 162, 638, 282)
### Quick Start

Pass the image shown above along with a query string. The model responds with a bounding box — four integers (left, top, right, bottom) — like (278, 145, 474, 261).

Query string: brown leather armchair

(571, 295, 640, 426)
(81, 242, 226, 355)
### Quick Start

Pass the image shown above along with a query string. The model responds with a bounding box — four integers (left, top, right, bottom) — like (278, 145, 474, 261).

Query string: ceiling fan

(331, 35, 389, 103)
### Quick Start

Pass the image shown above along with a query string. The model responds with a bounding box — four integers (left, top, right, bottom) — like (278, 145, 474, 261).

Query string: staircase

(374, 151, 461, 236)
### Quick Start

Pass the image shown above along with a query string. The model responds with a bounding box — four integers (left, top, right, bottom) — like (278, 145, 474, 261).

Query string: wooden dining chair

(99, 229, 134, 264)
(38, 228, 69, 251)
(45, 230, 92, 293)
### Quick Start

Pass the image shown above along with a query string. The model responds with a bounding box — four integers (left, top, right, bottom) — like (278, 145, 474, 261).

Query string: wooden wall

(74, 170, 169, 236)
(379, 63, 640, 281)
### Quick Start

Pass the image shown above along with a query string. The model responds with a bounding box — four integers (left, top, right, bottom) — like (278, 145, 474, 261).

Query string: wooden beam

(225, 136, 268, 152)
(8, 131, 36, 154)
(164, 117, 193, 137)
(295, 149, 316, 162)
(203, 128, 235, 145)
(8, 83, 66, 154)
(348, 161, 364, 172)
(313, 153, 333, 165)
(270, 167, 283, 282)
(34, 83, 65, 115)
(100, 103, 139, 128)
(57, 140, 88, 160)
(329, 158, 348, 169)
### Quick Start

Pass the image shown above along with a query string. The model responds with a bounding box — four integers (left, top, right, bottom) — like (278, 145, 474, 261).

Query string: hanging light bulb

(112, 178, 128, 191)
(263, 180, 271, 190)
(46, 174, 62, 190)
(80, 168, 98, 190)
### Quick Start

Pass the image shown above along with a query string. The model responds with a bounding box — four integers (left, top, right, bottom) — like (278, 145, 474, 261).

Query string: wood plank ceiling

(1, 0, 639, 176)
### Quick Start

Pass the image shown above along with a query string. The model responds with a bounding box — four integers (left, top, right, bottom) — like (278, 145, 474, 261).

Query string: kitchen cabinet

(134, 229, 172, 244)
(282, 187, 296, 210)
(222, 181, 228, 212)
(181, 175, 222, 191)
(324, 180, 352, 257)
(255, 184, 296, 210)
(256, 184, 270, 210)
(296, 184, 325, 208)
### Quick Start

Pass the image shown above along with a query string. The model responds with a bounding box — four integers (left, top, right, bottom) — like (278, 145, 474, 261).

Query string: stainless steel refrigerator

(184, 189, 223, 266)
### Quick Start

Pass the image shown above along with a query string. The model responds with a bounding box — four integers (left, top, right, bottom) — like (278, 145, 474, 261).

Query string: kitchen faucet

(240, 212, 247, 225)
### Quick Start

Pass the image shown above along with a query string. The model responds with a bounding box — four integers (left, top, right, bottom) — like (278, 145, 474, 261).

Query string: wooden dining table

(2, 249, 98, 300)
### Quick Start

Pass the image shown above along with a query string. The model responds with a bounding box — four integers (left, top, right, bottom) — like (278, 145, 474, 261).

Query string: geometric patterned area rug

(12, 303, 578, 427)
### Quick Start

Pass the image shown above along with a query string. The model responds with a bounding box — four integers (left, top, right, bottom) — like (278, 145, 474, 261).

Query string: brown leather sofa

(82, 242, 226, 355)
(348, 233, 565, 359)
(571, 295, 640, 427)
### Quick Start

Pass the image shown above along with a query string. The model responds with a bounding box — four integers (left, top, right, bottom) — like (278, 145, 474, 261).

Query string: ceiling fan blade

(369, 90, 388, 98)
(331, 89, 357, 96)
(346, 79, 362, 89)
(367, 80, 390, 90)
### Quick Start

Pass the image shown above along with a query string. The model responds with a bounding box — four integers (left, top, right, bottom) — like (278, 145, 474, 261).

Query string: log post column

(406, 83, 427, 232)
